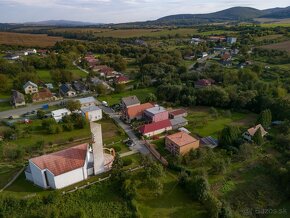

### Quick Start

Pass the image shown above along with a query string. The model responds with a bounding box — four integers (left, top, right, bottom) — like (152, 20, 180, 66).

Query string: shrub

(123, 158, 133, 167)
(111, 145, 121, 152)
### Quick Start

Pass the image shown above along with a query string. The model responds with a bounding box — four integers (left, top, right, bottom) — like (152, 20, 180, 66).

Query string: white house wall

(29, 161, 48, 189)
(87, 110, 102, 121)
(53, 167, 86, 189)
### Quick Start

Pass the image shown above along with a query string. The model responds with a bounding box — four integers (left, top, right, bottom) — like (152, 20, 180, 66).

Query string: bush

(123, 158, 133, 167)
(111, 145, 121, 152)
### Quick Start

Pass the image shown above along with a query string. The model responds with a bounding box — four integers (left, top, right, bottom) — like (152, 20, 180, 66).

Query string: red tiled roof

(32, 88, 53, 101)
(195, 79, 213, 87)
(247, 124, 268, 137)
(127, 103, 154, 119)
(166, 132, 198, 147)
(30, 144, 88, 176)
(139, 119, 172, 134)
(170, 109, 187, 116)
(115, 75, 129, 83)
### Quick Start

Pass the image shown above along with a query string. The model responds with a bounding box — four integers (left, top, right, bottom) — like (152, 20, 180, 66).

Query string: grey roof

(81, 105, 101, 113)
(23, 81, 38, 89)
(12, 90, 25, 103)
(78, 97, 96, 105)
(121, 96, 140, 107)
(145, 106, 167, 115)
(170, 117, 188, 126)
(60, 84, 75, 94)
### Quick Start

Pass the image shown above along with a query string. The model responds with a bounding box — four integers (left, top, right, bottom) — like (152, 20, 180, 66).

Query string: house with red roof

(25, 123, 115, 189)
(165, 132, 200, 155)
(139, 119, 172, 137)
(115, 75, 129, 84)
(169, 109, 187, 119)
(122, 102, 154, 123)
(32, 88, 54, 102)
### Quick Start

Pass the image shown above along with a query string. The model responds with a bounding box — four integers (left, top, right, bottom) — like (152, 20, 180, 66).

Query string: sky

(0, 0, 290, 23)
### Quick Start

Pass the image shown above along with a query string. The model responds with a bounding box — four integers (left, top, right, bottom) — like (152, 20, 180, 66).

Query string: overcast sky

(0, 0, 290, 23)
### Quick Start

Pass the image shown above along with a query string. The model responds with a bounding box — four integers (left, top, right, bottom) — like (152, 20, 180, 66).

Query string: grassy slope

(135, 171, 207, 218)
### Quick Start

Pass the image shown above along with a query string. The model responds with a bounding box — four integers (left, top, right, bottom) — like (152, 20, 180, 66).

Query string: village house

(72, 81, 89, 94)
(243, 124, 268, 141)
(25, 123, 115, 189)
(4, 54, 20, 60)
(78, 97, 97, 108)
(45, 83, 54, 90)
(194, 79, 214, 89)
(190, 37, 203, 45)
(23, 81, 38, 94)
(227, 37, 237, 44)
(208, 36, 226, 42)
(121, 96, 141, 109)
(51, 108, 71, 122)
(139, 119, 172, 137)
(114, 75, 129, 84)
(144, 106, 169, 123)
(170, 117, 188, 130)
(11, 90, 25, 107)
(165, 132, 200, 156)
(122, 103, 154, 123)
(26, 49, 37, 55)
(84, 55, 100, 68)
(169, 109, 187, 119)
(81, 106, 102, 122)
(32, 88, 54, 102)
(59, 83, 76, 97)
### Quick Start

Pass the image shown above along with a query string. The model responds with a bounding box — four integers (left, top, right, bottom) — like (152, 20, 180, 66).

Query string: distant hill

(24, 20, 101, 27)
(261, 7, 290, 19)
(158, 7, 264, 22)
(153, 6, 290, 26)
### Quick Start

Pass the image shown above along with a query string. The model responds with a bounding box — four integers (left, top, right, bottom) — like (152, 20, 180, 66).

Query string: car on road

(8, 115, 13, 119)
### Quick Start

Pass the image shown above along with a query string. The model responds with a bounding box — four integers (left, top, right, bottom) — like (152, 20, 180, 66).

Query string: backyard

(185, 107, 257, 138)
(98, 87, 155, 105)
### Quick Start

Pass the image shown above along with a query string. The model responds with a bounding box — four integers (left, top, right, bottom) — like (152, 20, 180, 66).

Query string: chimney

(90, 122, 105, 175)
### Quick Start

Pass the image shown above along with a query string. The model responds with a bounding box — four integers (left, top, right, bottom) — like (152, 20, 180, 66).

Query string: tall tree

(253, 128, 263, 145)
(256, 109, 272, 128)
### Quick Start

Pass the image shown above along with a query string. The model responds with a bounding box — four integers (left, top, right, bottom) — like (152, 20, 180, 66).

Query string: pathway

(0, 167, 25, 192)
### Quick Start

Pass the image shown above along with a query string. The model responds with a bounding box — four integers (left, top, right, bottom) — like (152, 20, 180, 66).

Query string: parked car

(102, 101, 108, 107)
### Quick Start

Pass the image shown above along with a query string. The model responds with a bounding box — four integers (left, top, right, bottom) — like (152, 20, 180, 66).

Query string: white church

(25, 123, 115, 189)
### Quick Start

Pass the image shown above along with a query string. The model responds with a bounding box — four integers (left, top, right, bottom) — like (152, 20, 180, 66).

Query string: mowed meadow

(0, 32, 64, 47)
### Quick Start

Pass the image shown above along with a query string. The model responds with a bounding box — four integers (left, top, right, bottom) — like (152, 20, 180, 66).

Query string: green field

(185, 107, 257, 138)
(135, 171, 207, 218)
(98, 87, 155, 105)
(0, 101, 12, 112)
(0, 164, 22, 189)
(37, 67, 87, 83)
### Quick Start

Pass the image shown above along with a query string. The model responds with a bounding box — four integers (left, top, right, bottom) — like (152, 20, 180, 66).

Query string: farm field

(260, 40, 290, 53)
(255, 34, 284, 42)
(98, 87, 155, 105)
(49, 28, 237, 38)
(0, 32, 65, 47)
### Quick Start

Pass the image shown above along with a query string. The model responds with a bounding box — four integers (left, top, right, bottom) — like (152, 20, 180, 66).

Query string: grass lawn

(11, 120, 91, 148)
(0, 101, 12, 112)
(3, 172, 51, 197)
(98, 87, 155, 105)
(135, 170, 207, 218)
(97, 118, 130, 153)
(37, 70, 52, 82)
(122, 153, 142, 170)
(185, 107, 257, 138)
(0, 164, 22, 189)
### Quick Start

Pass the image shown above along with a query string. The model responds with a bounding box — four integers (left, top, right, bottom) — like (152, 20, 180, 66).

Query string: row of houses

(120, 96, 188, 137)
(191, 36, 237, 45)
(52, 97, 102, 122)
(83, 54, 129, 84)
(3, 49, 48, 61)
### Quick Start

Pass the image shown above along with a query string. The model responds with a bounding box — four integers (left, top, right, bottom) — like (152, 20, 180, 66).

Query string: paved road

(98, 103, 149, 155)
(0, 100, 67, 119)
